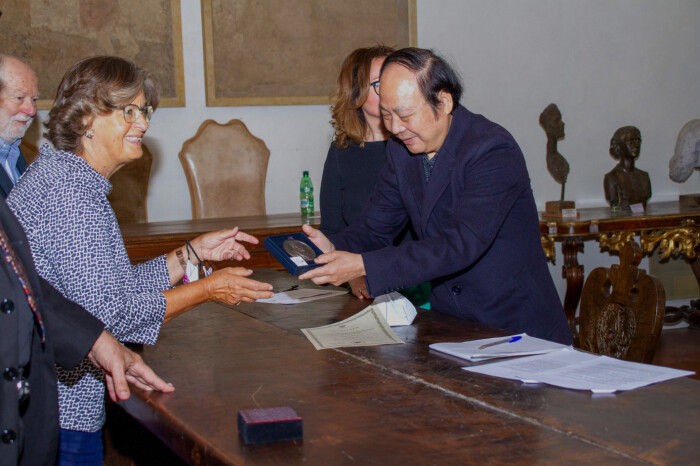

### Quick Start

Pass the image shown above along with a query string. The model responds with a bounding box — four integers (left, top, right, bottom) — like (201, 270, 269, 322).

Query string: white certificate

(301, 306, 405, 350)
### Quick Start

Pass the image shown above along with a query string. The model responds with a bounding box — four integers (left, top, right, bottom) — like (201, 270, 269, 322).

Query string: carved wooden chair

(179, 119, 270, 219)
(18, 116, 42, 164)
(578, 241, 665, 363)
(107, 143, 153, 224)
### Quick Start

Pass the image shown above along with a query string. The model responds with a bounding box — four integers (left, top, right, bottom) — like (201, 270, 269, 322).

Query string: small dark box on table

(237, 407, 303, 444)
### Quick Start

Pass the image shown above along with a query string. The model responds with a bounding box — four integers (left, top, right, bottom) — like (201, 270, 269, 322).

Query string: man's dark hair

(380, 47, 463, 115)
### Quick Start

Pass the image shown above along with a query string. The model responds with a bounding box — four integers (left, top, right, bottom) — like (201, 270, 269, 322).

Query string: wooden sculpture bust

(604, 126, 651, 211)
(540, 103, 574, 214)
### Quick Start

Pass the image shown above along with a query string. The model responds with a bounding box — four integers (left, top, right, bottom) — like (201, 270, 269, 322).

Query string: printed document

(464, 348, 694, 392)
(429, 333, 568, 361)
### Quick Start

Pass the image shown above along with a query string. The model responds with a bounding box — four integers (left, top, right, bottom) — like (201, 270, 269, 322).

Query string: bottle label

(300, 199, 309, 208)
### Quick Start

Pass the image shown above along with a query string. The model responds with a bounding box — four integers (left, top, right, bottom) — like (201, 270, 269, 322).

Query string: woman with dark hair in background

(7, 55, 273, 464)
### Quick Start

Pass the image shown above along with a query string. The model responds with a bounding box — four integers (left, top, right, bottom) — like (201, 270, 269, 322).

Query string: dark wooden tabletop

(120, 212, 321, 239)
(121, 212, 322, 267)
(120, 270, 700, 465)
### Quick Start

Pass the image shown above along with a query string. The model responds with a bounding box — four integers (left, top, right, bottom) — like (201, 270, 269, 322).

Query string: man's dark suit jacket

(0, 199, 104, 465)
(0, 149, 28, 201)
(332, 105, 572, 345)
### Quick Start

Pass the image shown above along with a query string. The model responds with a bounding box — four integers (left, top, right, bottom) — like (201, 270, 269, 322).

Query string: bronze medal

(283, 239, 317, 261)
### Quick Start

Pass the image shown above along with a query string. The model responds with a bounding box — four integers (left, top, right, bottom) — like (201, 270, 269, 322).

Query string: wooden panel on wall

(201, 0, 417, 107)
(0, 0, 185, 108)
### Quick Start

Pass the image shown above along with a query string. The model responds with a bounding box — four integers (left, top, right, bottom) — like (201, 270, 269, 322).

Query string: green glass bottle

(299, 171, 314, 216)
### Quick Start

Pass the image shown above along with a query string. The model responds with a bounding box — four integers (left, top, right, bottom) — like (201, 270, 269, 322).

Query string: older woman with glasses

(7, 55, 273, 464)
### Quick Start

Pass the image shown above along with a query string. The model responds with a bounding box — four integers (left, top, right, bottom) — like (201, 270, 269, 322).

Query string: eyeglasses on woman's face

(370, 79, 380, 95)
(111, 104, 153, 123)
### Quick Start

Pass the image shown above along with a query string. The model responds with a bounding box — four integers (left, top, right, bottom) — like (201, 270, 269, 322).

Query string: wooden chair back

(18, 117, 42, 164)
(107, 143, 153, 224)
(578, 241, 665, 363)
(19, 139, 39, 164)
(179, 119, 269, 219)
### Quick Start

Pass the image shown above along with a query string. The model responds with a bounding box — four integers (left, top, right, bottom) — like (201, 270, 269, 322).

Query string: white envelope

(185, 260, 199, 282)
(370, 292, 417, 326)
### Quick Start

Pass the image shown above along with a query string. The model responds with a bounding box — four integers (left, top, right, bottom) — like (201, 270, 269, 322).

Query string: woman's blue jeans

(58, 428, 103, 466)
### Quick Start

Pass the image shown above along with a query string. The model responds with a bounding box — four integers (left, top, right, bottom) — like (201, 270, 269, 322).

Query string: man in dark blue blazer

(0, 55, 35, 200)
(301, 48, 571, 345)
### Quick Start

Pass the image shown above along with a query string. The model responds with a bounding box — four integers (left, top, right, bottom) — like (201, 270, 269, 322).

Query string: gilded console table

(540, 201, 700, 337)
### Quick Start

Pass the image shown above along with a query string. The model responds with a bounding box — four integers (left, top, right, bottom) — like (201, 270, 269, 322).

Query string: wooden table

(539, 201, 700, 335)
(117, 270, 700, 465)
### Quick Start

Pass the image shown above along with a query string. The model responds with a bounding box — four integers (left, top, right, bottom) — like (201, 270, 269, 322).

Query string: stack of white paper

(429, 333, 568, 361)
(463, 348, 695, 393)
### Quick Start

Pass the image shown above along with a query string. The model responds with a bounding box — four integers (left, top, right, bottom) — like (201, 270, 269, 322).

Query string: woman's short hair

(45, 55, 160, 153)
(331, 46, 394, 149)
(381, 47, 463, 116)
(609, 126, 640, 160)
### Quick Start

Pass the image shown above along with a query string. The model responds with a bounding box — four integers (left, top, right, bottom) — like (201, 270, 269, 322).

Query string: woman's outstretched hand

(203, 267, 274, 305)
(192, 227, 258, 262)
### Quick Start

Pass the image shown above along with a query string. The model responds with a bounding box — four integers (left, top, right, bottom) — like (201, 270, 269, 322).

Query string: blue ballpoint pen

(478, 335, 522, 350)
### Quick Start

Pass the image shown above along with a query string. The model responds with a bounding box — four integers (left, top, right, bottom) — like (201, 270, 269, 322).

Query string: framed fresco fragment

(0, 0, 185, 109)
(201, 0, 417, 106)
